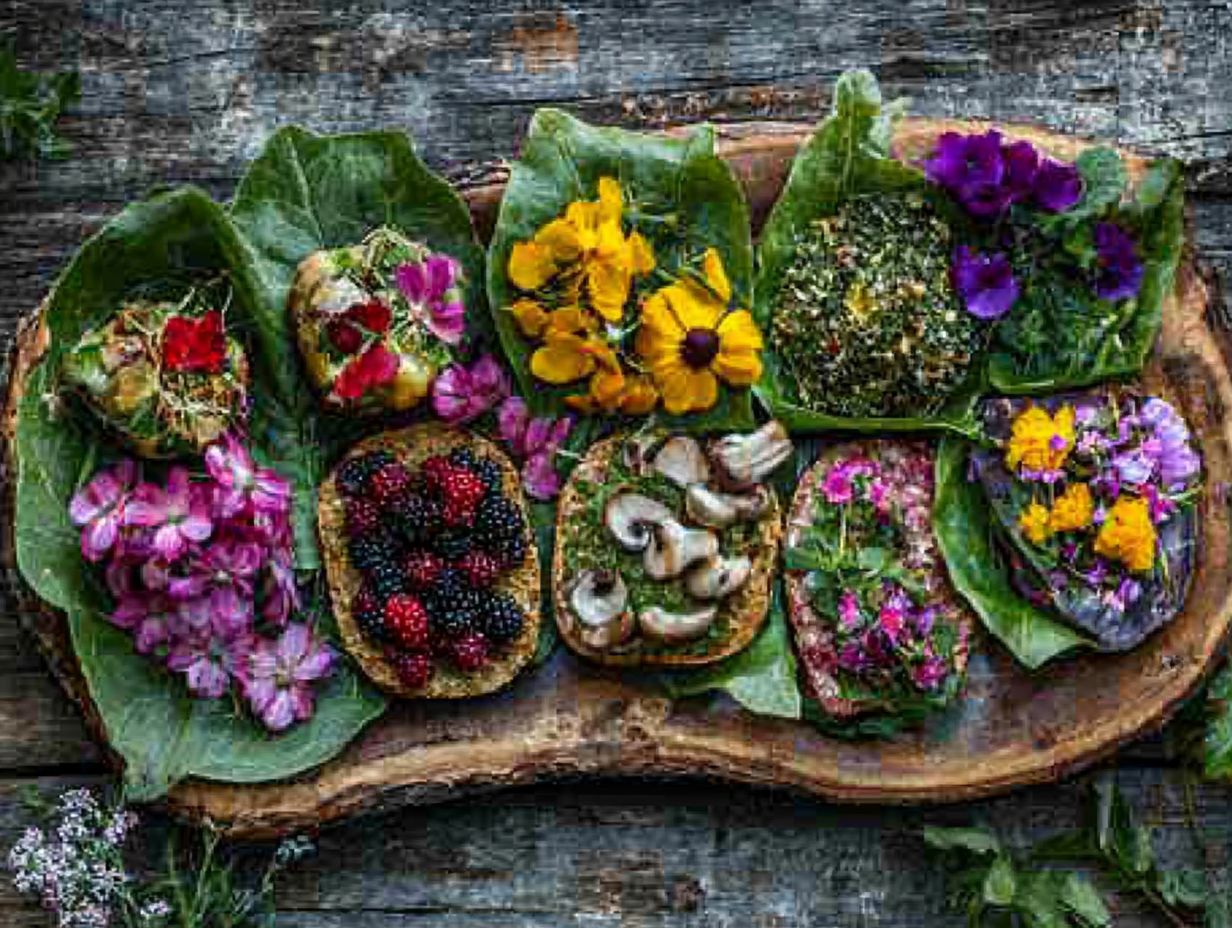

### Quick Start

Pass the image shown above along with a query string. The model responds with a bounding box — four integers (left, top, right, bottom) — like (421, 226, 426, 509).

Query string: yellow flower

(1005, 404, 1075, 475)
(507, 177, 655, 323)
(635, 248, 764, 415)
(1018, 500, 1053, 545)
(528, 308, 614, 386)
(510, 299, 550, 338)
(1049, 482, 1094, 533)
(565, 365, 659, 416)
(1094, 496, 1157, 573)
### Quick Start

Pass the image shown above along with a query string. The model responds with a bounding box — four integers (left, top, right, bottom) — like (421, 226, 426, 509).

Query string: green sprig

(0, 35, 79, 162)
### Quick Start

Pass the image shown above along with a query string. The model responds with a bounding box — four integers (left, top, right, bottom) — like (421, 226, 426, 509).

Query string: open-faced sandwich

(969, 390, 1201, 651)
(289, 226, 468, 412)
(553, 422, 791, 666)
(784, 441, 971, 720)
(318, 423, 540, 697)
(62, 296, 248, 457)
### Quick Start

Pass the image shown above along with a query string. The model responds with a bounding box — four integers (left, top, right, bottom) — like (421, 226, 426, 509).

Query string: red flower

(346, 299, 391, 334)
(163, 310, 226, 373)
(333, 343, 400, 401)
(326, 319, 363, 354)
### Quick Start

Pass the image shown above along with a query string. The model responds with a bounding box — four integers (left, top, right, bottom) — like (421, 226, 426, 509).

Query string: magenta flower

(124, 467, 213, 562)
(238, 624, 335, 732)
(1093, 222, 1143, 302)
(912, 654, 949, 691)
(821, 463, 854, 505)
(260, 549, 300, 625)
(878, 586, 911, 644)
(205, 432, 292, 518)
(167, 629, 246, 699)
(431, 353, 511, 424)
(69, 461, 136, 562)
(497, 397, 573, 500)
(110, 594, 176, 654)
(1032, 159, 1083, 212)
(923, 130, 1012, 217)
(838, 589, 862, 631)
(952, 246, 1019, 320)
(394, 253, 466, 345)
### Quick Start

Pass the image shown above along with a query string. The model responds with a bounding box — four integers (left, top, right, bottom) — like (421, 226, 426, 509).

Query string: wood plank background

(0, 1, 1229, 924)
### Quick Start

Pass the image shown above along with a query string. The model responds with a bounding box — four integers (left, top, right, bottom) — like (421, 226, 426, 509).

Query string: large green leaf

(932, 437, 1090, 669)
(753, 70, 979, 435)
(13, 187, 386, 799)
(486, 108, 756, 432)
(1205, 661, 1232, 780)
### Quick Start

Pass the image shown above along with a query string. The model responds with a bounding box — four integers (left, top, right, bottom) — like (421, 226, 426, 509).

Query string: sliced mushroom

(604, 493, 675, 551)
(685, 555, 753, 600)
(708, 421, 794, 491)
(642, 520, 719, 580)
(638, 605, 719, 643)
(652, 436, 711, 487)
(568, 569, 635, 650)
(684, 484, 773, 528)
(620, 433, 660, 475)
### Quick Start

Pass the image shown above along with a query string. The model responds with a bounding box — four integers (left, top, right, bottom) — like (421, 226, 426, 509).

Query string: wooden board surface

(4, 118, 1230, 839)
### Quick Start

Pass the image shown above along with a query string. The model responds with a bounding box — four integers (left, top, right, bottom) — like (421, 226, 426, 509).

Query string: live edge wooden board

(3, 119, 1231, 839)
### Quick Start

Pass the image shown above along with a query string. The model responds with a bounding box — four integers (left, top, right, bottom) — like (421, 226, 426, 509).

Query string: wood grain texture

(5, 119, 1229, 839)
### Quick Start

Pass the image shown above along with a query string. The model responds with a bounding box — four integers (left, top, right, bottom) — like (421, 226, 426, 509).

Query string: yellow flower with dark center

(1018, 500, 1053, 545)
(507, 177, 655, 322)
(1005, 404, 1075, 475)
(1049, 482, 1094, 533)
(1094, 496, 1157, 573)
(634, 248, 764, 415)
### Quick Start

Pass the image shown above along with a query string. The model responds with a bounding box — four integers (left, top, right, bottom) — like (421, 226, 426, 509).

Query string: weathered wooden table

(1, 2, 1230, 925)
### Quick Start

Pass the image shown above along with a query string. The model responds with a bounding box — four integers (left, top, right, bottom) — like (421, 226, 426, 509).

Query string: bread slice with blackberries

(318, 423, 541, 698)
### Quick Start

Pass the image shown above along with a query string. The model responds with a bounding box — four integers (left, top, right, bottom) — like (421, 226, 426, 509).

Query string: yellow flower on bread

(1005, 404, 1075, 476)
(1049, 482, 1094, 533)
(635, 248, 764, 415)
(1018, 500, 1053, 545)
(1094, 496, 1157, 573)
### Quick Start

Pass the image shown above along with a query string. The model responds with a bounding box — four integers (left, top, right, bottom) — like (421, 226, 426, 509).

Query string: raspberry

(390, 651, 433, 689)
(344, 497, 380, 539)
(457, 551, 502, 588)
(371, 462, 412, 507)
(422, 455, 454, 492)
(440, 469, 486, 527)
(336, 450, 393, 498)
(384, 594, 430, 651)
(482, 592, 526, 644)
(450, 632, 490, 672)
(404, 550, 445, 591)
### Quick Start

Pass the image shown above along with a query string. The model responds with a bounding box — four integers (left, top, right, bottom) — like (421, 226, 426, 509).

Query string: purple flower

(167, 629, 246, 699)
(110, 594, 176, 654)
(1140, 397, 1200, 489)
(878, 585, 911, 644)
(205, 432, 292, 518)
(431, 353, 511, 424)
(497, 397, 574, 500)
(923, 130, 1012, 217)
(837, 641, 868, 673)
(1032, 159, 1083, 212)
(261, 549, 300, 625)
(1084, 559, 1109, 587)
(1112, 447, 1155, 486)
(1093, 222, 1143, 302)
(1002, 140, 1040, 196)
(238, 624, 335, 732)
(1103, 576, 1142, 614)
(912, 605, 936, 638)
(69, 461, 136, 562)
(394, 253, 466, 345)
(912, 654, 949, 691)
(123, 467, 213, 562)
(952, 246, 1019, 319)
(838, 589, 862, 631)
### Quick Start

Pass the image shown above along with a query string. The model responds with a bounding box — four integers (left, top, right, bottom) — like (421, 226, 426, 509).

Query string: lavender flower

(1093, 222, 1143, 301)
(167, 629, 248, 698)
(431, 353, 511, 424)
(394, 253, 466, 345)
(204, 432, 292, 518)
(68, 461, 136, 562)
(952, 246, 1019, 319)
(497, 397, 574, 500)
(1139, 397, 1200, 489)
(238, 624, 335, 732)
(123, 467, 213, 562)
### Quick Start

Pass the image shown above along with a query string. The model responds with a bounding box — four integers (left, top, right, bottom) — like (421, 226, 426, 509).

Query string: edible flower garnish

(162, 310, 227, 373)
(394, 253, 466, 345)
(1093, 222, 1144, 302)
(951, 246, 1019, 320)
(1048, 482, 1094, 533)
(497, 397, 574, 500)
(431, 353, 511, 424)
(1017, 500, 1052, 545)
(1093, 496, 1157, 573)
(1005, 403, 1075, 481)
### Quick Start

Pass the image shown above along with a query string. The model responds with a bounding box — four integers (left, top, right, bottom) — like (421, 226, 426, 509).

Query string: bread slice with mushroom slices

(318, 423, 541, 698)
(552, 433, 782, 667)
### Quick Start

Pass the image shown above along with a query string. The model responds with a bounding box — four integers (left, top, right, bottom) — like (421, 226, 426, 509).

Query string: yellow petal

(711, 346, 763, 386)
(671, 284, 722, 332)
(627, 230, 656, 276)
(701, 248, 732, 304)
(656, 361, 718, 415)
(597, 176, 623, 225)
(547, 306, 598, 336)
(716, 309, 765, 352)
(619, 376, 659, 415)
(534, 218, 582, 263)
(588, 260, 631, 322)
(509, 242, 557, 291)
(589, 367, 627, 407)
(565, 200, 601, 251)
(530, 334, 594, 384)
(511, 299, 549, 338)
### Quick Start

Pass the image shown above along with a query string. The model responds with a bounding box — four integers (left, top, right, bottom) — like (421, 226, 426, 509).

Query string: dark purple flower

(1032, 159, 1083, 212)
(1093, 222, 1143, 302)
(431, 353, 511, 424)
(912, 654, 949, 691)
(923, 130, 1005, 195)
(837, 641, 868, 673)
(952, 246, 1019, 319)
(1002, 140, 1040, 196)
(237, 624, 335, 732)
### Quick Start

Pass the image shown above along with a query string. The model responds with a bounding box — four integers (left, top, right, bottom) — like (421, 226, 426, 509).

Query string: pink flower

(260, 549, 299, 625)
(497, 397, 574, 500)
(167, 629, 247, 699)
(205, 432, 292, 518)
(838, 589, 862, 631)
(912, 654, 949, 691)
(878, 586, 911, 644)
(123, 467, 213, 561)
(69, 461, 136, 562)
(821, 464, 854, 505)
(238, 624, 335, 732)
(110, 594, 176, 654)
(394, 253, 466, 345)
(431, 353, 510, 424)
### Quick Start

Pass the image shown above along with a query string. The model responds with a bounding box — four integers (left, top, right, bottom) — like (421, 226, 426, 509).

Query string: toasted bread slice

(784, 440, 971, 719)
(318, 423, 541, 698)
(553, 434, 781, 667)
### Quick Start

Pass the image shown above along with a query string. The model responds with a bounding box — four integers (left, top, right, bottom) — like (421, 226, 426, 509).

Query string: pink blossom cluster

(67, 433, 335, 732)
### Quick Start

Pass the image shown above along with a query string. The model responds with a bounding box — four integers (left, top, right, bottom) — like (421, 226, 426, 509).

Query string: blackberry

(425, 570, 481, 639)
(448, 447, 478, 471)
(390, 651, 433, 689)
(369, 558, 408, 600)
(347, 533, 399, 572)
(457, 551, 502, 588)
(386, 493, 442, 546)
(431, 528, 473, 561)
(344, 497, 381, 540)
(481, 591, 526, 644)
(353, 586, 389, 643)
(474, 458, 503, 493)
(492, 532, 528, 568)
(473, 495, 525, 550)
(450, 632, 490, 672)
(336, 450, 394, 498)
(404, 550, 445, 591)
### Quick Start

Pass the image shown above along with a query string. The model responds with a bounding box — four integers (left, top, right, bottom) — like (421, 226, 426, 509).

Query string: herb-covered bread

(289, 227, 467, 413)
(61, 299, 248, 457)
(552, 423, 790, 667)
(784, 440, 971, 719)
(318, 423, 540, 698)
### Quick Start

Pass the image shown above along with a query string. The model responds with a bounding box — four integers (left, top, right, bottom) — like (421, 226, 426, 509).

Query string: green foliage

(12, 187, 386, 800)
(486, 107, 756, 431)
(0, 35, 79, 161)
(926, 778, 1228, 927)
(1204, 662, 1232, 781)
(932, 437, 1091, 669)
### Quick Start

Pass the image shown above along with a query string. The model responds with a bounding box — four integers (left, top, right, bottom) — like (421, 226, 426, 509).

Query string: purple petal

(1002, 140, 1039, 196)
(81, 518, 118, 562)
(431, 364, 473, 422)
(276, 623, 310, 663)
(124, 499, 167, 528)
(424, 254, 461, 299)
(522, 417, 553, 456)
(152, 525, 186, 561)
(179, 512, 213, 543)
(185, 658, 230, 699)
(1033, 159, 1084, 213)
(548, 415, 574, 450)
(522, 451, 562, 501)
(394, 262, 428, 304)
(258, 689, 296, 731)
(426, 301, 466, 346)
(498, 397, 529, 447)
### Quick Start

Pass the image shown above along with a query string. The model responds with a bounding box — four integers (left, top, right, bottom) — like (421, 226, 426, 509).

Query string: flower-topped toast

(552, 423, 790, 666)
(784, 441, 971, 720)
(969, 391, 1201, 651)
(62, 295, 248, 457)
(288, 226, 468, 412)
